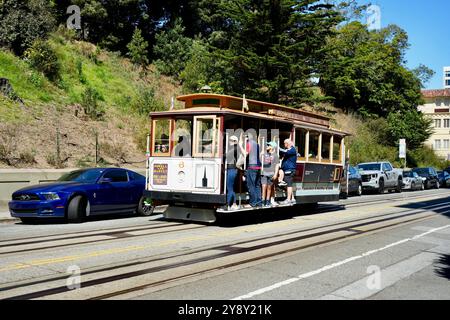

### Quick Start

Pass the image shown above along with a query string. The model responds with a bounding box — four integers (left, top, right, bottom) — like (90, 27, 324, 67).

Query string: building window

(446, 71, 450, 78)
(444, 119, 450, 128)
(446, 79, 450, 86)
(434, 119, 442, 128)
(434, 140, 442, 150)
(444, 139, 450, 150)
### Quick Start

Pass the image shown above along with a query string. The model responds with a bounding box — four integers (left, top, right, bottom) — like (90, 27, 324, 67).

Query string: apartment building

(419, 89, 450, 160)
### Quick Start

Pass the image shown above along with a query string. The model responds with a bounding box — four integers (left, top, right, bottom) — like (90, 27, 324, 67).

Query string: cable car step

(216, 203, 295, 213)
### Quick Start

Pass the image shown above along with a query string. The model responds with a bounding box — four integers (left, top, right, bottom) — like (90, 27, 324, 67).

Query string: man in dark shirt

(279, 139, 297, 205)
(244, 132, 262, 207)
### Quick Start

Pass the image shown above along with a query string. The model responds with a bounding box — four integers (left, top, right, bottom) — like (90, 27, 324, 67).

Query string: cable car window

(321, 133, 332, 163)
(295, 129, 307, 160)
(333, 136, 343, 163)
(152, 119, 171, 156)
(308, 131, 320, 161)
(194, 116, 220, 157)
(173, 119, 192, 157)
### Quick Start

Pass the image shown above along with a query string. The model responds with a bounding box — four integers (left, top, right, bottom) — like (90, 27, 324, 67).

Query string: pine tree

(207, 0, 343, 106)
(127, 28, 149, 67)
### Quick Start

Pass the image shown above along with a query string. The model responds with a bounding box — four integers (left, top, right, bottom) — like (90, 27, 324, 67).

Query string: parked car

(402, 171, 424, 191)
(412, 167, 440, 190)
(340, 166, 363, 198)
(357, 162, 403, 194)
(437, 171, 450, 188)
(9, 168, 152, 224)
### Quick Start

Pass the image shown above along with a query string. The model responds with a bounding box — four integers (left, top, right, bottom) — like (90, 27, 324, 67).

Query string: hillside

(0, 31, 447, 171)
(0, 31, 182, 169)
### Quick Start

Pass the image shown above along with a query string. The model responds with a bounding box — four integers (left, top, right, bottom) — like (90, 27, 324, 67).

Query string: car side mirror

(100, 178, 113, 184)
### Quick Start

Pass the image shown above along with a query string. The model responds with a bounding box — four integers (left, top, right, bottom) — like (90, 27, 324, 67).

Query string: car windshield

(413, 168, 430, 176)
(403, 171, 414, 178)
(58, 169, 105, 183)
(357, 164, 381, 171)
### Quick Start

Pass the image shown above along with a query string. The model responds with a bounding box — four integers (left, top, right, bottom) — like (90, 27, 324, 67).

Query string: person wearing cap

(261, 141, 279, 207)
(224, 135, 239, 211)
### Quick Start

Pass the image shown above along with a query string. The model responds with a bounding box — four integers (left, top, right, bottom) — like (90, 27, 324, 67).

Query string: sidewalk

(0, 210, 17, 222)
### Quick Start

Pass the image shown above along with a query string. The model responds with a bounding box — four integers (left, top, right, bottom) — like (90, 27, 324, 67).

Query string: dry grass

(0, 102, 147, 169)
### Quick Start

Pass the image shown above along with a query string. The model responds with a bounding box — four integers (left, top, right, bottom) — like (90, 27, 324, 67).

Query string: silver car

(402, 171, 424, 191)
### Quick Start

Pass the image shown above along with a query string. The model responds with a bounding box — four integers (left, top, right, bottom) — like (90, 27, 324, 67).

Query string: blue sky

(358, 0, 449, 89)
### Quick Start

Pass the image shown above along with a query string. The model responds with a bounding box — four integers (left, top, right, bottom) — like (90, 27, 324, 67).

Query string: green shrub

(131, 85, 165, 116)
(76, 59, 87, 84)
(81, 87, 105, 120)
(24, 39, 60, 81)
(408, 146, 450, 170)
(28, 71, 44, 88)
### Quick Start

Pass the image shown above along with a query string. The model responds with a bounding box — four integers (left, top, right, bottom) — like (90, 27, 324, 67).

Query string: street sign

(399, 139, 406, 159)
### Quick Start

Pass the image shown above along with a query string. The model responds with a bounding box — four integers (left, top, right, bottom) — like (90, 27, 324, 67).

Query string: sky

(357, 0, 449, 89)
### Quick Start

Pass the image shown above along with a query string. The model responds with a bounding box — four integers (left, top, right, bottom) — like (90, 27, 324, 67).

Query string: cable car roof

(149, 93, 350, 136)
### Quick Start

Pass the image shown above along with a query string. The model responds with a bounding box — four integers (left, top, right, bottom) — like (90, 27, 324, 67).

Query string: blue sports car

(9, 168, 153, 224)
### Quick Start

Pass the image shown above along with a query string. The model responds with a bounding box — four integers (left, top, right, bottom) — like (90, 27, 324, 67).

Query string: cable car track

(0, 190, 445, 256)
(1, 197, 448, 300)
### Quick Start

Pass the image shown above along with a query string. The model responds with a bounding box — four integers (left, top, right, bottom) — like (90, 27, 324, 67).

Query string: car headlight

(371, 174, 378, 179)
(41, 193, 61, 201)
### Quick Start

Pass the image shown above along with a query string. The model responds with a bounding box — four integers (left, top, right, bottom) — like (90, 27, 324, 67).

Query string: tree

(318, 22, 424, 117)
(153, 18, 194, 78)
(127, 28, 149, 66)
(180, 39, 215, 92)
(24, 39, 60, 82)
(0, 0, 56, 55)
(387, 110, 433, 150)
(206, 0, 343, 105)
(55, 0, 153, 53)
(412, 64, 435, 88)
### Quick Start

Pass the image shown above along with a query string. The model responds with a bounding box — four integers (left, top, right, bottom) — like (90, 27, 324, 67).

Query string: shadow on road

(395, 196, 450, 219)
(435, 254, 450, 281)
(215, 203, 346, 228)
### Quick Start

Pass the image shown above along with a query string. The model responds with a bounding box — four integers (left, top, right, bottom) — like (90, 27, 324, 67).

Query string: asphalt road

(0, 189, 449, 300)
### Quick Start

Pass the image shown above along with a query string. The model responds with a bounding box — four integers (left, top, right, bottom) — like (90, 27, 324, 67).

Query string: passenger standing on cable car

(243, 132, 262, 207)
(224, 136, 239, 211)
(279, 139, 297, 205)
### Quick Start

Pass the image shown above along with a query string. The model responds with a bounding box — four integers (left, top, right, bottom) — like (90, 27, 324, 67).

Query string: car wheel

(378, 179, 385, 194)
(395, 179, 403, 193)
(67, 195, 87, 223)
(137, 196, 155, 216)
(357, 183, 363, 196)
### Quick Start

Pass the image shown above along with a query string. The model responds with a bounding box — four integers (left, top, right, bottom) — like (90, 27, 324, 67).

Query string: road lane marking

(231, 224, 450, 300)
(318, 251, 440, 300)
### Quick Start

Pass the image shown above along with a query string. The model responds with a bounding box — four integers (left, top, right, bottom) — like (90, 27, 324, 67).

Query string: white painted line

(411, 226, 450, 234)
(318, 251, 438, 300)
(231, 224, 450, 300)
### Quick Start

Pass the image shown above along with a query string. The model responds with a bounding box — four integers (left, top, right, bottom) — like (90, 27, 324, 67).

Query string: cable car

(143, 93, 349, 223)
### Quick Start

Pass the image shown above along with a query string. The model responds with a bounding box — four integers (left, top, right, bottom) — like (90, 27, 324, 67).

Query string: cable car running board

(163, 203, 297, 223)
(216, 203, 295, 214)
